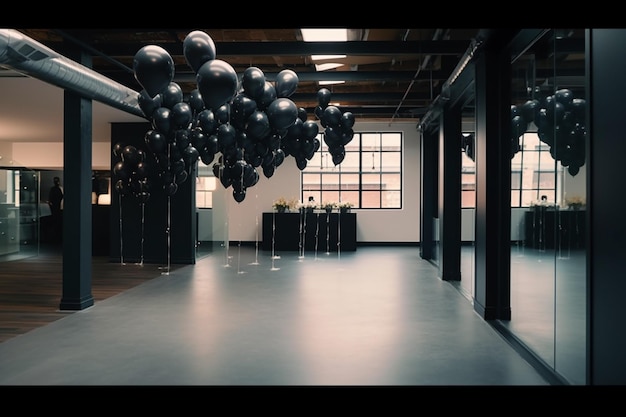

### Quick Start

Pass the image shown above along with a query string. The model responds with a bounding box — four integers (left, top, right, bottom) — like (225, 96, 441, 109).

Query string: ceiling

(0, 28, 483, 144)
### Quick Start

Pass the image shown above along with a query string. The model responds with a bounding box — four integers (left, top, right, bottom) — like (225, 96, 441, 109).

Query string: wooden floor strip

(0, 248, 185, 344)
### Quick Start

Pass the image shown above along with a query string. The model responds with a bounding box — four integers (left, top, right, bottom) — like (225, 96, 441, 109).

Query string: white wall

(8, 120, 423, 244)
(220, 120, 422, 244)
(11, 142, 112, 170)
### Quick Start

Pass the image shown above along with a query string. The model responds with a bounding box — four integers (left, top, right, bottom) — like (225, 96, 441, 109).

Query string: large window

(511, 131, 562, 207)
(461, 131, 562, 208)
(301, 132, 402, 209)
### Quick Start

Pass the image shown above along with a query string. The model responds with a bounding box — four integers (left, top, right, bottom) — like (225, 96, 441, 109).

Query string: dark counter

(262, 212, 356, 252)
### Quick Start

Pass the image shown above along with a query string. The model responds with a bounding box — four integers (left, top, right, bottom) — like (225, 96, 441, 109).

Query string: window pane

(341, 152, 360, 170)
(511, 171, 522, 189)
(321, 191, 339, 203)
(340, 173, 359, 189)
(321, 173, 340, 190)
(301, 131, 402, 209)
(462, 190, 476, 208)
(362, 191, 380, 208)
(381, 173, 401, 190)
(339, 191, 358, 206)
(302, 173, 319, 190)
(382, 190, 401, 208)
(537, 172, 555, 189)
(538, 152, 557, 168)
(362, 173, 380, 189)
(511, 189, 521, 207)
(381, 152, 401, 169)
(361, 133, 379, 151)
(362, 150, 381, 171)
(382, 133, 401, 150)
(521, 190, 539, 206)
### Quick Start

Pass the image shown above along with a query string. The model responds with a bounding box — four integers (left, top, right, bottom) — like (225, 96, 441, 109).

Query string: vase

(340, 208, 350, 214)
(276, 207, 287, 213)
(325, 208, 333, 214)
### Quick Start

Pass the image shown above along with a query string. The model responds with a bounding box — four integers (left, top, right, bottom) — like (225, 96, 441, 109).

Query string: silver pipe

(0, 29, 145, 118)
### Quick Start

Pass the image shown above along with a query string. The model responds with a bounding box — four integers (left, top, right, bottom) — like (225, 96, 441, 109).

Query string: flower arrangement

(298, 200, 317, 213)
(320, 201, 337, 212)
(564, 195, 585, 210)
(272, 197, 297, 212)
(337, 201, 354, 212)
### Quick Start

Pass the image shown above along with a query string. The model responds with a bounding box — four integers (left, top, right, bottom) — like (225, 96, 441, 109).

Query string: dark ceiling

(13, 28, 483, 122)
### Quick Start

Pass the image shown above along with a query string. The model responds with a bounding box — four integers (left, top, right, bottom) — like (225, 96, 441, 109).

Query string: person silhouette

(48, 176, 64, 242)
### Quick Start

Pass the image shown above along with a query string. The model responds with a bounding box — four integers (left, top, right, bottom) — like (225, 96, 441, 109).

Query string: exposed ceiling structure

(0, 28, 586, 145)
(7, 28, 482, 120)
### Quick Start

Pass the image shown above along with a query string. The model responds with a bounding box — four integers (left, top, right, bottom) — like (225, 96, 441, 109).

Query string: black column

(420, 128, 437, 260)
(110, 123, 197, 265)
(437, 107, 462, 281)
(588, 29, 626, 385)
(59, 48, 94, 310)
(473, 46, 511, 320)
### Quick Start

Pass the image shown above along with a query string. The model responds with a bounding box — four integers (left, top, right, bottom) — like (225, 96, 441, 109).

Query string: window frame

(301, 131, 403, 209)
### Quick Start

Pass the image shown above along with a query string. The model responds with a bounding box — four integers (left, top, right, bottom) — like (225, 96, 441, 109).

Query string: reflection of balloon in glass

(145, 130, 166, 154)
(113, 161, 129, 180)
(133, 45, 175, 98)
(183, 30, 216, 73)
(122, 145, 139, 165)
(196, 59, 238, 110)
(113, 142, 124, 158)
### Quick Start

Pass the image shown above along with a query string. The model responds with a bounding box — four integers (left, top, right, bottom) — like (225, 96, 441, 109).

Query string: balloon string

(118, 192, 125, 265)
(139, 202, 145, 266)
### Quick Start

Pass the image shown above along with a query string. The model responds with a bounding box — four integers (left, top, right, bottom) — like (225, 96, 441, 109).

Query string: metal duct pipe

(0, 29, 145, 118)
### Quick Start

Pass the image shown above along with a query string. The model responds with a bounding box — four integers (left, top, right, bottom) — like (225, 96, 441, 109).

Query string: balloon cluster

(511, 88, 586, 176)
(113, 30, 355, 203)
(112, 142, 153, 202)
(313, 88, 356, 166)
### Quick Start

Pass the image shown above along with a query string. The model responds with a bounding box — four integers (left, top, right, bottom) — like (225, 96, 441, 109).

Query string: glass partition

(505, 29, 587, 385)
(0, 167, 41, 261)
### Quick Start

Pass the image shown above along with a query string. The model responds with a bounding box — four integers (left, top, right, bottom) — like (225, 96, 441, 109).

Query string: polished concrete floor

(0, 245, 549, 386)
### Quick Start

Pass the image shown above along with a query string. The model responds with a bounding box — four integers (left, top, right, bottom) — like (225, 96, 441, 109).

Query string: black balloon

(152, 107, 172, 134)
(161, 82, 183, 109)
(242, 66, 266, 101)
(275, 69, 299, 98)
(267, 98, 298, 131)
(188, 89, 204, 113)
(196, 59, 238, 110)
(138, 89, 162, 118)
(133, 45, 175, 98)
(317, 88, 331, 108)
(183, 30, 217, 73)
(171, 102, 192, 129)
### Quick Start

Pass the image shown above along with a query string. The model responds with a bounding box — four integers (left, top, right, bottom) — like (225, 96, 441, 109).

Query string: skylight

(301, 28, 347, 61)
(301, 28, 347, 85)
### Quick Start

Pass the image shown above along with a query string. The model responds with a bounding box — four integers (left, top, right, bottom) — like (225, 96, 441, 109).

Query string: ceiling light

(301, 28, 348, 42)
(311, 54, 347, 61)
(319, 81, 345, 86)
(315, 63, 344, 71)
